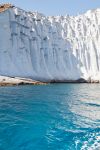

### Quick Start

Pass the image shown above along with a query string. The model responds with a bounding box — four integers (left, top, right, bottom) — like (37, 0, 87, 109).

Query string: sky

(0, 0, 100, 16)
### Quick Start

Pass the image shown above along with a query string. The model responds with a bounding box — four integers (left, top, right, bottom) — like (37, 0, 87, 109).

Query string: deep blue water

(0, 84, 100, 150)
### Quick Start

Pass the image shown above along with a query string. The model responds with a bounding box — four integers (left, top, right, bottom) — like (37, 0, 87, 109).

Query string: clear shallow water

(0, 84, 100, 150)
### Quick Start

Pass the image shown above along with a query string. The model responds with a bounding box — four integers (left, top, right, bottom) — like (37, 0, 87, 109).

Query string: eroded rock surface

(0, 4, 100, 82)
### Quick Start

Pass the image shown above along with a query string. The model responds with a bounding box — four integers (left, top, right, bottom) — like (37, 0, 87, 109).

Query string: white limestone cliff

(0, 4, 100, 82)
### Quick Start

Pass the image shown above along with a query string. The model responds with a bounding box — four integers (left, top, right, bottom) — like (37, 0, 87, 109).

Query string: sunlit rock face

(0, 5, 100, 82)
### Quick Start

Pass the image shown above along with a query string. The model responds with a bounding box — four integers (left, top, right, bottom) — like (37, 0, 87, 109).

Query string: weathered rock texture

(0, 4, 100, 82)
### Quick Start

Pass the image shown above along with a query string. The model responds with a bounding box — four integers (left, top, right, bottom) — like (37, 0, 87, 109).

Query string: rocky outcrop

(0, 4, 100, 83)
(0, 76, 46, 86)
(0, 3, 13, 13)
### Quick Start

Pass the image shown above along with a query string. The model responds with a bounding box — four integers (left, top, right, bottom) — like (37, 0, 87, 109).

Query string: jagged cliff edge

(0, 4, 100, 83)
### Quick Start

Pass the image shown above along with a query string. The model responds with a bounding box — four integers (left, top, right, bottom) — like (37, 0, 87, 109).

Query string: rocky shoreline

(0, 76, 47, 86)
(50, 78, 100, 83)
(0, 76, 100, 86)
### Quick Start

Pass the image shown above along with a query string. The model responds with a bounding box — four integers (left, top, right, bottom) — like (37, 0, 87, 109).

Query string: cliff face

(0, 4, 100, 82)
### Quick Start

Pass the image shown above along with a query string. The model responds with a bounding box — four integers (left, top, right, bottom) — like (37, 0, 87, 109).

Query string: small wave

(85, 103, 100, 107)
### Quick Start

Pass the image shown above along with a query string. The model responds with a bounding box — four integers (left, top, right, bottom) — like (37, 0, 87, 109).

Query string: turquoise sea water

(0, 84, 100, 150)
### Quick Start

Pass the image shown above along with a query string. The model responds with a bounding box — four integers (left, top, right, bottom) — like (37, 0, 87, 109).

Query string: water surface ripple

(0, 84, 100, 150)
